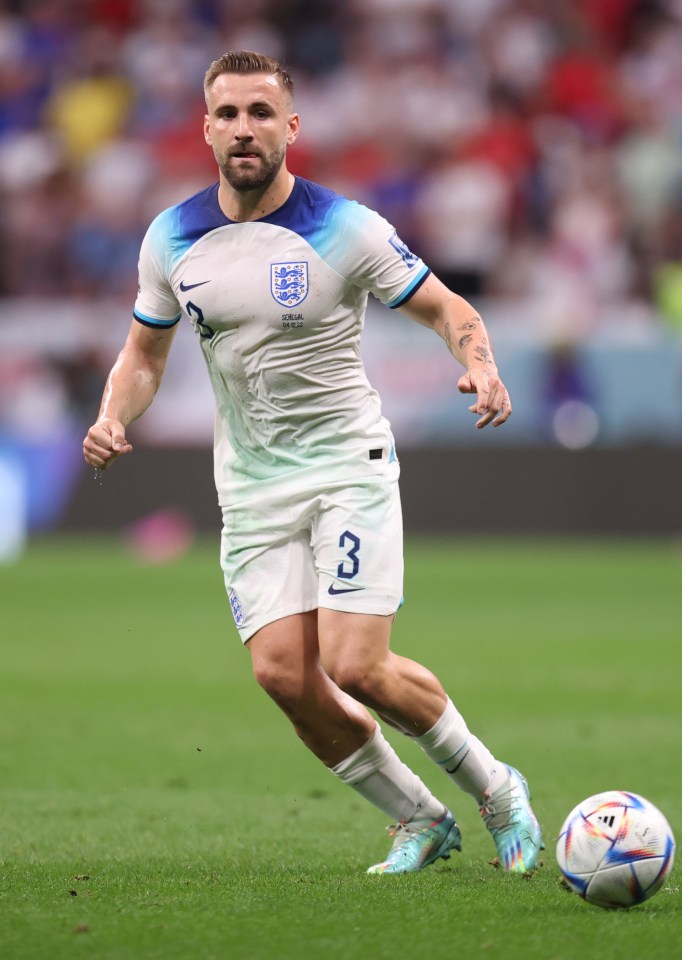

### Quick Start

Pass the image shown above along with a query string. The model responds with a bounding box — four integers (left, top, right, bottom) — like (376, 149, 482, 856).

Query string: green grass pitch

(1, 536, 680, 959)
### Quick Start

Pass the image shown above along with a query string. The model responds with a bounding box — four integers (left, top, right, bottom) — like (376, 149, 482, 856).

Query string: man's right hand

(83, 418, 133, 470)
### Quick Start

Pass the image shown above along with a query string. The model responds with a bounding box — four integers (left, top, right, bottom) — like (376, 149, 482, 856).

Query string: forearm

(97, 323, 174, 427)
(400, 277, 498, 374)
(84, 322, 175, 469)
(97, 347, 162, 427)
(437, 294, 498, 375)
(399, 276, 511, 427)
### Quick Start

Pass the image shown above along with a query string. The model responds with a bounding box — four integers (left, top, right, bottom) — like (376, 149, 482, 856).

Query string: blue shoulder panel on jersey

(146, 184, 226, 273)
(260, 177, 355, 263)
(265, 179, 433, 301)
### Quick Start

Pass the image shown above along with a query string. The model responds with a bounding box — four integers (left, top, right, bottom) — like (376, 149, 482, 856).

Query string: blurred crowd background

(2, 0, 682, 314)
(1, 0, 682, 547)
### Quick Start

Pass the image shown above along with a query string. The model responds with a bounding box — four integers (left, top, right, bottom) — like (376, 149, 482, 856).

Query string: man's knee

(319, 610, 394, 704)
(326, 657, 387, 705)
(248, 611, 318, 709)
(251, 654, 305, 708)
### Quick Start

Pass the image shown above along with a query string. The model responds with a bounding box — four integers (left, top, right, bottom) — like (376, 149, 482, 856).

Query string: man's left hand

(457, 370, 512, 428)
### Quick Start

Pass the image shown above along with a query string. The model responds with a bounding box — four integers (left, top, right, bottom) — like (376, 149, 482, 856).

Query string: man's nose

(235, 113, 253, 139)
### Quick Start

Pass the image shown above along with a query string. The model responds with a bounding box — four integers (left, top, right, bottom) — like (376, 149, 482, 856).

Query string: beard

(216, 143, 287, 193)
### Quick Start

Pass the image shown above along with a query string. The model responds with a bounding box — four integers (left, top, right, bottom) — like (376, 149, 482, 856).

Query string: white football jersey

(134, 176, 431, 502)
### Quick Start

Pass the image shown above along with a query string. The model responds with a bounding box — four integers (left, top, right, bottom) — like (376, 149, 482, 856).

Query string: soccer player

(83, 51, 543, 875)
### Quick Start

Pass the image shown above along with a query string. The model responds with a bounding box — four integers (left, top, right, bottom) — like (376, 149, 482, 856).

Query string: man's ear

(287, 112, 300, 146)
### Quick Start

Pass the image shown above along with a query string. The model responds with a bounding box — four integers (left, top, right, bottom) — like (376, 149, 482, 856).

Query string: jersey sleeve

(133, 209, 182, 329)
(322, 200, 431, 309)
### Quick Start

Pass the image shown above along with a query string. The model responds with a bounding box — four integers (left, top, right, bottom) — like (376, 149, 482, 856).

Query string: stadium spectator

(0, 0, 680, 310)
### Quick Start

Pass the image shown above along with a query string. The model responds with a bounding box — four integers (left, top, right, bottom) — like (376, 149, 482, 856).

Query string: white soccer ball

(556, 790, 675, 909)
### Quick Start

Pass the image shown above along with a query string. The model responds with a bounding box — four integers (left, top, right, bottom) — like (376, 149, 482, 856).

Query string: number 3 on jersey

(337, 530, 361, 580)
(186, 300, 215, 340)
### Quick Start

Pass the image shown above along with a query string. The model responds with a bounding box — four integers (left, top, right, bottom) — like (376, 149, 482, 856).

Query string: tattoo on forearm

(457, 317, 481, 331)
(447, 314, 495, 365)
(444, 321, 453, 353)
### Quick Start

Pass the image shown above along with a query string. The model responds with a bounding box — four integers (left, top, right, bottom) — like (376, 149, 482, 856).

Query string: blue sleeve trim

(133, 309, 181, 329)
(387, 266, 431, 309)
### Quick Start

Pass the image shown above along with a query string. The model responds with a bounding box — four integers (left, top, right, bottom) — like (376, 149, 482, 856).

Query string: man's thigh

(312, 470, 404, 618)
(220, 466, 403, 642)
(220, 502, 318, 643)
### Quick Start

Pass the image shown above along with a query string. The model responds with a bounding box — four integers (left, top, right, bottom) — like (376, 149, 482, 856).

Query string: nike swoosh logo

(179, 280, 210, 291)
(445, 750, 469, 775)
(328, 584, 364, 595)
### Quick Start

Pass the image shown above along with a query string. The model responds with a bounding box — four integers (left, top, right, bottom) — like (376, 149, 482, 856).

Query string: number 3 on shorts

(337, 530, 361, 580)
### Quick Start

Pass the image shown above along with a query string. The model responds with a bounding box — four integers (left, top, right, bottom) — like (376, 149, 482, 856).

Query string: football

(556, 791, 675, 909)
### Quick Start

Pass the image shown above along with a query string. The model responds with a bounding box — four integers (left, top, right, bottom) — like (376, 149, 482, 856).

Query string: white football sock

(416, 698, 507, 802)
(331, 724, 445, 823)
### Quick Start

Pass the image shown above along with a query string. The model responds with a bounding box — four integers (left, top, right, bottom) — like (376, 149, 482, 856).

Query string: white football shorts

(220, 459, 404, 642)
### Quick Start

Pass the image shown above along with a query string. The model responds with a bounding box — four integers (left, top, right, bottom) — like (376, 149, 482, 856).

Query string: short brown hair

(204, 51, 294, 101)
